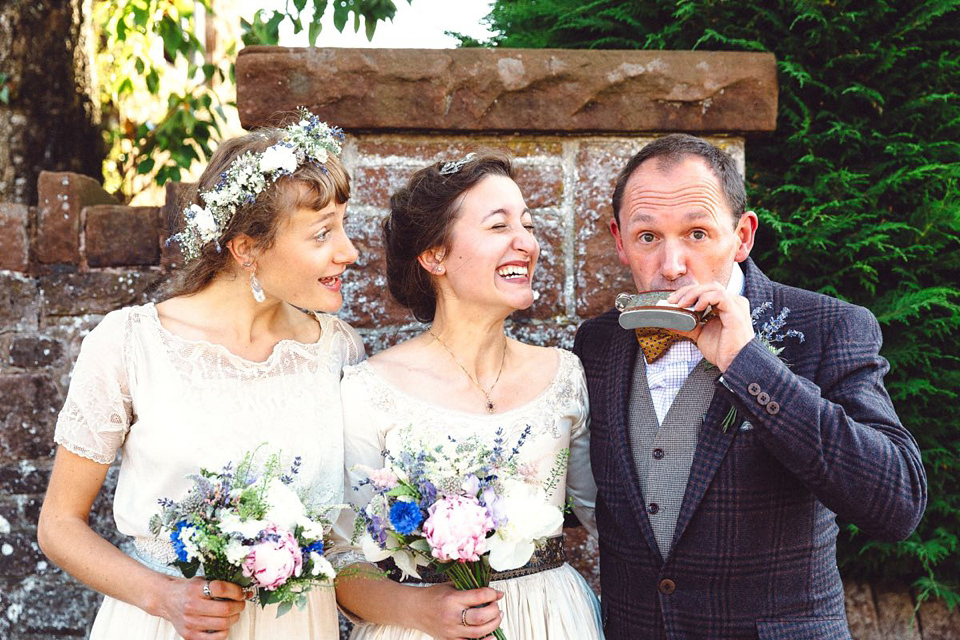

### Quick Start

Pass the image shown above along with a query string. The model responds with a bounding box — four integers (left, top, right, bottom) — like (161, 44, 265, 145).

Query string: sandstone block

(564, 526, 600, 595)
(0, 373, 61, 463)
(36, 171, 117, 265)
(0, 531, 47, 578)
(512, 208, 567, 322)
(338, 211, 413, 329)
(0, 271, 39, 332)
(0, 203, 30, 272)
(353, 136, 564, 162)
(573, 140, 646, 318)
(843, 579, 881, 638)
(918, 596, 960, 640)
(85, 205, 161, 267)
(874, 582, 921, 639)
(0, 461, 50, 494)
(0, 574, 103, 637)
(39, 270, 164, 316)
(8, 335, 64, 368)
(514, 163, 564, 209)
(161, 181, 193, 270)
(351, 165, 417, 209)
(238, 48, 778, 134)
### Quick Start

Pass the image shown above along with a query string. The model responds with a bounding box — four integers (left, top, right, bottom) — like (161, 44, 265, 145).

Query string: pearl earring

(434, 265, 445, 274)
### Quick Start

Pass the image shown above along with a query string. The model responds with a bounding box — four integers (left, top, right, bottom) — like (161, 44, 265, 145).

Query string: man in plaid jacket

(573, 135, 927, 639)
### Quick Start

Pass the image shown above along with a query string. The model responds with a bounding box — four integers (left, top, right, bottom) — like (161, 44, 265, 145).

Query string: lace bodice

(54, 303, 365, 541)
(340, 348, 597, 538)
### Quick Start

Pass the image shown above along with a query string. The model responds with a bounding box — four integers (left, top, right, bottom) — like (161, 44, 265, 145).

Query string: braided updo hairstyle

(383, 150, 514, 322)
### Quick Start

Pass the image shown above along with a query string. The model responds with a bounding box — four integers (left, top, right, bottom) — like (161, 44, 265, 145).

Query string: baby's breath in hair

(171, 108, 345, 262)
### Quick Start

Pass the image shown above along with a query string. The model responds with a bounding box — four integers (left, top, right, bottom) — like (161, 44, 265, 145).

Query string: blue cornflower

(303, 539, 325, 555)
(389, 501, 424, 536)
(170, 521, 192, 563)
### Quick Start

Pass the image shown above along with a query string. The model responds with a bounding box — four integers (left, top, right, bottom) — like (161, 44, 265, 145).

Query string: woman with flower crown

(335, 151, 603, 639)
(37, 111, 364, 640)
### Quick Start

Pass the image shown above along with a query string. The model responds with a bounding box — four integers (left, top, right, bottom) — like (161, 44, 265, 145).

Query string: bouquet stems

(443, 561, 507, 640)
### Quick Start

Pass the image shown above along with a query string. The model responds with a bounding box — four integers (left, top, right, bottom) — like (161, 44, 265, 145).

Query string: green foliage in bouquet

(466, 0, 960, 608)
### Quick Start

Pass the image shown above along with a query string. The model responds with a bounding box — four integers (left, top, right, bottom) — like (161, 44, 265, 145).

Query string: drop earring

(250, 270, 265, 303)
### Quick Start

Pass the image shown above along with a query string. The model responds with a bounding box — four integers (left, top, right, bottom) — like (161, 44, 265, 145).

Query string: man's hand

(669, 283, 754, 372)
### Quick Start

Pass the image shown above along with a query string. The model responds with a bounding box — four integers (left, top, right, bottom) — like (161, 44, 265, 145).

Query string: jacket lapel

(606, 324, 666, 563)
(670, 258, 773, 551)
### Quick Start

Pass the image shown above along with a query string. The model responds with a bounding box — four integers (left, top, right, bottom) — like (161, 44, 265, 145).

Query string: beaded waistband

(132, 536, 196, 578)
(378, 535, 565, 584)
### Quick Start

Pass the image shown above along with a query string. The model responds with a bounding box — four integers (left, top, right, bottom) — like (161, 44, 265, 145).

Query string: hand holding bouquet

(353, 426, 567, 640)
(149, 449, 338, 617)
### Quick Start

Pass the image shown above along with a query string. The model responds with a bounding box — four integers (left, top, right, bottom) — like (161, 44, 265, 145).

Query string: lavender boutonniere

(721, 303, 805, 433)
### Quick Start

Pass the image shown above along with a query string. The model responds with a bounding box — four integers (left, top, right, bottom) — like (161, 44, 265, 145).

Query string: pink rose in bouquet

(423, 494, 494, 563)
(242, 524, 303, 590)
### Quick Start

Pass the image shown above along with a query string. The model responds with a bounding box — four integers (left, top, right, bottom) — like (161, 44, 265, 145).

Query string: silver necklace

(428, 330, 507, 413)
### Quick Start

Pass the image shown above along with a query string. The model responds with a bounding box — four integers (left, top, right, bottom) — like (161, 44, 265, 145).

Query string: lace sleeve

(54, 309, 134, 464)
(565, 354, 598, 536)
(330, 364, 385, 557)
(320, 314, 367, 367)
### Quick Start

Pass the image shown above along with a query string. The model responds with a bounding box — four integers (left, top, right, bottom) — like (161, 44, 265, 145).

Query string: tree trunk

(0, 0, 103, 206)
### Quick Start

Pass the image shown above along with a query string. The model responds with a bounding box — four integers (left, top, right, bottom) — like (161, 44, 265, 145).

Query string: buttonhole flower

(722, 303, 805, 433)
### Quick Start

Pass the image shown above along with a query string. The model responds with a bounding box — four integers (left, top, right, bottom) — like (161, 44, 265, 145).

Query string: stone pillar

(235, 46, 777, 352)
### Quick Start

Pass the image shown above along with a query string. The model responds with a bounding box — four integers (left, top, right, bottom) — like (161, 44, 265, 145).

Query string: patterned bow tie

(635, 328, 692, 363)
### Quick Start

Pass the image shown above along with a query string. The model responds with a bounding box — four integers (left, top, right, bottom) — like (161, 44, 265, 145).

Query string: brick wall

(1, 46, 955, 638)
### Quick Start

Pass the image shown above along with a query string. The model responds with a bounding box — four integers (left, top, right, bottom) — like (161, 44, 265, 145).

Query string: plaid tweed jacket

(573, 259, 927, 640)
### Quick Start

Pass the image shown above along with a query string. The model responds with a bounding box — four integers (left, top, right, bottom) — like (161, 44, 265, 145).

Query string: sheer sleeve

(54, 309, 134, 465)
(330, 364, 385, 569)
(565, 356, 597, 537)
(319, 314, 366, 368)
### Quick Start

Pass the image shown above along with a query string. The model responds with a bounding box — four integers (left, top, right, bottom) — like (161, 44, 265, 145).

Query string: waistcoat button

(658, 579, 676, 594)
(652, 448, 665, 460)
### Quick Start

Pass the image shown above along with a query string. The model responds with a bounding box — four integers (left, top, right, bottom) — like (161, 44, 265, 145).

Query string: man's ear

(226, 234, 258, 270)
(417, 247, 447, 275)
(610, 218, 629, 266)
(734, 211, 759, 263)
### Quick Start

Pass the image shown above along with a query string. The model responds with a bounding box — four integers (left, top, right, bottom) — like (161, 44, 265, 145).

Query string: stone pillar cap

(237, 47, 777, 134)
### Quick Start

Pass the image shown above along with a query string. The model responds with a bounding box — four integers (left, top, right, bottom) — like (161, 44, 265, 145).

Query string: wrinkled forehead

(623, 156, 734, 226)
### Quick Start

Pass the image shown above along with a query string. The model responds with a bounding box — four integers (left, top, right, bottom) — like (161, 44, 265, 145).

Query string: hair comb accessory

(170, 107, 345, 262)
(438, 152, 477, 176)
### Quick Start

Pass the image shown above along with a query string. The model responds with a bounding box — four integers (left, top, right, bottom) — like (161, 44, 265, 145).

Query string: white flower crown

(171, 107, 345, 262)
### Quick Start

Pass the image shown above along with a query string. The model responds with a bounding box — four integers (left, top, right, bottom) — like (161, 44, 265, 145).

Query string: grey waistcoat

(628, 357, 717, 558)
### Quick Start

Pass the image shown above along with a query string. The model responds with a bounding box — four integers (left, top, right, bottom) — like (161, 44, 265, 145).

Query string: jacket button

(652, 448, 665, 460)
(648, 503, 659, 514)
(658, 579, 676, 594)
(766, 401, 780, 415)
(756, 391, 770, 405)
(747, 382, 761, 396)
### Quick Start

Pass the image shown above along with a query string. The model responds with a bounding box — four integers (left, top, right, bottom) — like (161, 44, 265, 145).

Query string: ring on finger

(461, 607, 469, 627)
(203, 580, 213, 598)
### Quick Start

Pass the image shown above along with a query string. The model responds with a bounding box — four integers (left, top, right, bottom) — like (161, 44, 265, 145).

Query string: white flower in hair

(259, 144, 298, 174)
(187, 204, 219, 244)
(170, 107, 345, 263)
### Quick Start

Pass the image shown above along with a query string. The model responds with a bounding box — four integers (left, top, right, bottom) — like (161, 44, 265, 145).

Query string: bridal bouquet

(353, 426, 567, 640)
(149, 450, 338, 616)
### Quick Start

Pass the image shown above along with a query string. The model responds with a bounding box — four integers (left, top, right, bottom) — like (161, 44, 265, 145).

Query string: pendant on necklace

(486, 400, 495, 413)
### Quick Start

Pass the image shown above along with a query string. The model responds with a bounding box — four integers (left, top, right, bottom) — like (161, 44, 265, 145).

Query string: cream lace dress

(53, 303, 365, 640)
(340, 348, 604, 640)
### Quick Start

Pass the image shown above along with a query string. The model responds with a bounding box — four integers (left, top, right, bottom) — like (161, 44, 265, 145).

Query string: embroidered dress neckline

(354, 348, 571, 418)
(139, 302, 327, 367)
